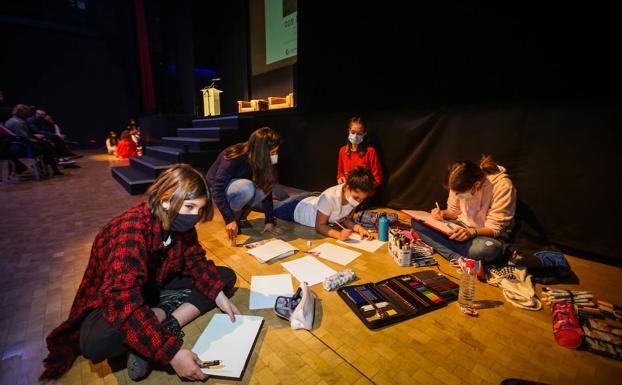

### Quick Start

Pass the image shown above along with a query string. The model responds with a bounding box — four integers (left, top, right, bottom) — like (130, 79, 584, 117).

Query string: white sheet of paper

(249, 274, 294, 310)
(281, 255, 337, 286)
(247, 239, 297, 263)
(337, 233, 386, 252)
(310, 242, 361, 265)
(401, 210, 463, 235)
(192, 314, 264, 378)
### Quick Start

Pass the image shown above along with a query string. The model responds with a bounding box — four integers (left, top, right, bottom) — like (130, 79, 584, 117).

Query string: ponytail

(444, 154, 501, 192)
(479, 154, 500, 175)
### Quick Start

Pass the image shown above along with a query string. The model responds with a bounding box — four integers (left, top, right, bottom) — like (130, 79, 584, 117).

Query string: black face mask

(170, 213, 199, 232)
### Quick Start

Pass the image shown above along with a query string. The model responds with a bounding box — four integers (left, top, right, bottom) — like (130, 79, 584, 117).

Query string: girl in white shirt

(273, 166, 375, 240)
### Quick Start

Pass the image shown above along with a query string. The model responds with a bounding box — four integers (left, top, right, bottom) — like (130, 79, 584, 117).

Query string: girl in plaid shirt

(41, 164, 240, 381)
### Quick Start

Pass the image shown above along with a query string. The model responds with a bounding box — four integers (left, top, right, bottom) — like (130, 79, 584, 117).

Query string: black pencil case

(337, 270, 458, 329)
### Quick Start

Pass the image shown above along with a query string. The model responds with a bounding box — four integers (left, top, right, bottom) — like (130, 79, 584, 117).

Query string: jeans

(79, 266, 237, 363)
(412, 221, 503, 262)
(273, 192, 317, 222)
(225, 178, 267, 212)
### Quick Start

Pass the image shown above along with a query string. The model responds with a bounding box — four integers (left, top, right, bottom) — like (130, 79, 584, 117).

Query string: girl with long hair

(206, 127, 283, 243)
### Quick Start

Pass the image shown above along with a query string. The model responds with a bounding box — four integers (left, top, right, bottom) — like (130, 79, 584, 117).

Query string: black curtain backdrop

(255, 102, 621, 262)
(0, 0, 141, 147)
(271, 2, 622, 261)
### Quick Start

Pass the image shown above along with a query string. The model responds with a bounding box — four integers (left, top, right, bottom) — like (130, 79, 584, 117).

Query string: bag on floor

(274, 282, 315, 330)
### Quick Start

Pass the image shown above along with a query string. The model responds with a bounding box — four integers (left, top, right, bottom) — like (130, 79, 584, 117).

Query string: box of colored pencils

(337, 270, 458, 329)
(388, 229, 437, 267)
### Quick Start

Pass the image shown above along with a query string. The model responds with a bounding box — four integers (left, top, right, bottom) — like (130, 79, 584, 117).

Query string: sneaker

(486, 265, 520, 287)
(127, 351, 151, 381)
(238, 219, 252, 229)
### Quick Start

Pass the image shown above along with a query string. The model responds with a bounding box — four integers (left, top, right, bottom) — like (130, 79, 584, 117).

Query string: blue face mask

(348, 133, 364, 145)
(170, 213, 199, 232)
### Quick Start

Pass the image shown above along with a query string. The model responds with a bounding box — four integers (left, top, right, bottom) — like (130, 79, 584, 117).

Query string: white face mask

(348, 133, 364, 145)
(456, 191, 474, 200)
(270, 154, 278, 165)
(345, 191, 360, 207)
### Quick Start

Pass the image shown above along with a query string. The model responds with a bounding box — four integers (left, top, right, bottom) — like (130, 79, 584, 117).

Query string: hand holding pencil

(431, 201, 444, 220)
(334, 220, 353, 241)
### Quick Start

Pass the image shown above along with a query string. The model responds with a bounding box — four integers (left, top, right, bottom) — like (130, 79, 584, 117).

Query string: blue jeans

(225, 179, 267, 213)
(412, 221, 503, 262)
(273, 192, 317, 222)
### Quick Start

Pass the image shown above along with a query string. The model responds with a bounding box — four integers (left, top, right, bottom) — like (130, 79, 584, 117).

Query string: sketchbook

(401, 210, 464, 236)
(249, 274, 294, 310)
(192, 314, 264, 378)
(245, 238, 298, 263)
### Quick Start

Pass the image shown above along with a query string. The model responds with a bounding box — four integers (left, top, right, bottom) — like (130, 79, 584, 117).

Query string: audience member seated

(4, 104, 64, 176)
(106, 131, 119, 156)
(27, 109, 79, 159)
(0, 123, 29, 176)
(116, 129, 138, 159)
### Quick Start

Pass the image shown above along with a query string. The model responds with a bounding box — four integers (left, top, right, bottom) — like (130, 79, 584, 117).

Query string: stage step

(144, 145, 183, 163)
(192, 114, 255, 129)
(177, 127, 221, 139)
(113, 114, 257, 194)
(111, 166, 154, 195)
(129, 155, 173, 179)
(162, 136, 220, 151)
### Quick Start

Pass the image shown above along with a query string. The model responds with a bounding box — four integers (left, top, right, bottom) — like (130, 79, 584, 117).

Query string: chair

(0, 142, 45, 183)
(268, 93, 294, 110)
(237, 99, 269, 113)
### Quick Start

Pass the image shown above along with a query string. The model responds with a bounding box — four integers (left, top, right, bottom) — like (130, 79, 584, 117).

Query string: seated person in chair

(4, 104, 63, 175)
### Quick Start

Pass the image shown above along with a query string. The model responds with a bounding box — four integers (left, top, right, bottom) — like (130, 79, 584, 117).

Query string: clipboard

(400, 210, 464, 236)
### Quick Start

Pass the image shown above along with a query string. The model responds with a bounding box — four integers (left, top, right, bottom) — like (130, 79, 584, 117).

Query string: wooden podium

(201, 87, 223, 116)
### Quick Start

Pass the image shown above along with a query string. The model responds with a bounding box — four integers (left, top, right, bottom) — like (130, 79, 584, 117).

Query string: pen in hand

(199, 359, 222, 368)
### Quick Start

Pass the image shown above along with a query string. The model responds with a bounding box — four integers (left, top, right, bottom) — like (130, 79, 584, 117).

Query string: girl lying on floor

(271, 166, 376, 240)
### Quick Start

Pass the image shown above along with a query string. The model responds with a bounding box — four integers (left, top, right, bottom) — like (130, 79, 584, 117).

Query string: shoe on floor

(127, 351, 151, 381)
(238, 219, 252, 229)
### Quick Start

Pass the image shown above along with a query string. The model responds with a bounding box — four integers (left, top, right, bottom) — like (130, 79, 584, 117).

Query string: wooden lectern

(201, 86, 223, 116)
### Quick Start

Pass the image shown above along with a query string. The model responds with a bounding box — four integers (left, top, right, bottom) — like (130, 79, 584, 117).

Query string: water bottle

(458, 259, 476, 307)
(378, 213, 389, 242)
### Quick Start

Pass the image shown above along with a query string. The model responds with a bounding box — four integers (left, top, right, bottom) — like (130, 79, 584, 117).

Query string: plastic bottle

(458, 259, 476, 307)
(378, 213, 389, 242)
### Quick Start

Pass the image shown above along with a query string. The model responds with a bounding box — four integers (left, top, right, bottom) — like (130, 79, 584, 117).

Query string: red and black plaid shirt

(40, 202, 224, 380)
